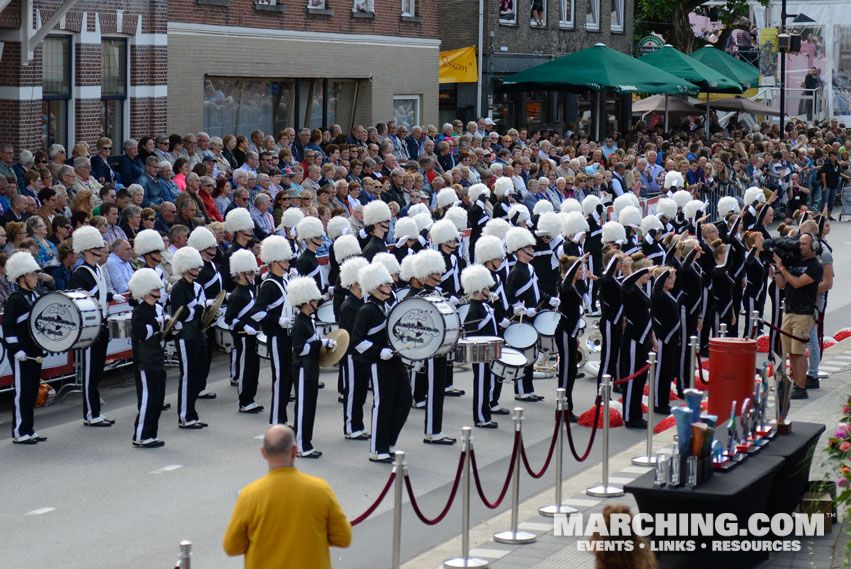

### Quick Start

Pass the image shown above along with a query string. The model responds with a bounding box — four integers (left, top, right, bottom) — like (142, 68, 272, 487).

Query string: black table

(624, 421, 826, 569)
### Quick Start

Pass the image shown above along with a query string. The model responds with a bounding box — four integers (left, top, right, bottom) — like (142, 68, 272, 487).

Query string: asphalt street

(1, 219, 848, 569)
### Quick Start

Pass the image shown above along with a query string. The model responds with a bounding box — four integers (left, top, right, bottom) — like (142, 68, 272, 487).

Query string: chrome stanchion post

(719, 323, 727, 338)
(494, 408, 536, 544)
(175, 540, 192, 569)
(752, 310, 760, 340)
(539, 389, 577, 516)
(632, 352, 658, 466)
(392, 451, 405, 569)
(587, 374, 624, 497)
(444, 427, 488, 569)
(688, 336, 699, 390)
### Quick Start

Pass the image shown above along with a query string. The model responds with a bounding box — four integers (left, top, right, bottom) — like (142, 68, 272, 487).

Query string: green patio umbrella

(689, 45, 760, 89)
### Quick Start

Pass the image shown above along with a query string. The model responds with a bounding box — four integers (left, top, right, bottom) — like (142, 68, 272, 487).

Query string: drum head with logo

(387, 296, 457, 360)
(29, 291, 101, 353)
(504, 322, 538, 350)
(533, 310, 561, 337)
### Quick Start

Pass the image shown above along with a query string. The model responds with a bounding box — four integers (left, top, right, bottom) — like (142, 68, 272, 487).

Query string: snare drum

(503, 322, 539, 363)
(29, 291, 102, 353)
(490, 348, 527, 382)
(316, 300, 337, 336)
(533, 310, 560, 354)
(214, 316, 234, 353)
(256, 332, 270, 359)
(107, 313, 132, 339)
(387, 295, 461, 360)
(454, 336, 504, 364)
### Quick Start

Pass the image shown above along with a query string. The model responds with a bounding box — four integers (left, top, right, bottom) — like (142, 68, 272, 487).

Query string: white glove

(322, 338, 337, 349)
(526, 308, 537, 318)
(173, 320, 183, 332)
(215, 307, 225, 319)
(243, 325, 258, 336)
(289, 268, 299, 278)
(380, 348, 394, 360)
(14, 350, 26, 362)
(513, 303, 525, 315)
(112, 293, 127, 303)
(394, 235, 410, 247)
(205, 298, 217, 308)
(225, 292, 232, 301)
(499, 318, 511, 329)
(549, 297, 561, 309)
(448, 296, 460, 307)
(278, 315, 293, 328)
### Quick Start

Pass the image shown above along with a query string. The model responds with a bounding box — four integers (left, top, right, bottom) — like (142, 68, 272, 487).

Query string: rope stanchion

(391, 451, 405, 569)
(687, 336, 698, 390)
(350, 470, 397, 526)
(719, 323, 727, 338)
(519, 406, 561, 479)
(174, 541, 192, 569)
(444, 427, 489, 569)
(750, 310, 760, 340)
(539, 389, 579, 517)
(611, 362, 652, 387)
(406, 449, 465, 526)
(586, 374, 624, 498)
(494, 408, 537, 544)
(470, 433, 518, 509)
(632, 352, 658, 466)
(759, 318, 809, 343)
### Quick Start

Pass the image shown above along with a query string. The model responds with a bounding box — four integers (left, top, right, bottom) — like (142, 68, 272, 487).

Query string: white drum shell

(29, 291, 102, 353)
(387, 296, 461, 360)
(214, 316, 234, 353)
(256, 332, 269, 359)
(490, 347, 527, 382)
(503, 322, 539, 362)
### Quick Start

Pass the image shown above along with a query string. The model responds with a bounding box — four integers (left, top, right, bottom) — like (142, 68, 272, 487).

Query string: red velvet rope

(611, 362, 652, 386)
(469, 432, 519, 509)
(519, 411, 561, 479)
(759, 318, 809, 343)
(695, 348, 708, 385)
(350, 471, 396, 526)
(564, 395, 603, 461)
(404, 450, 466, 525)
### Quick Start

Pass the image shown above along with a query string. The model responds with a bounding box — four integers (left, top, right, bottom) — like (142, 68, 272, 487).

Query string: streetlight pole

(779, 0, 787, 135)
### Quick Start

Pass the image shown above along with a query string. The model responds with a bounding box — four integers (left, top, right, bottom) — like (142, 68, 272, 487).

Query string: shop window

(393, 95, 420, 129)
(101, 38, 127, 154)
(586, 0, 600, 31)
(42, 36, 71, 150)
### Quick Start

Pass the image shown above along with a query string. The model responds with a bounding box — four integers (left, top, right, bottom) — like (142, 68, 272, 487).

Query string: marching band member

(326, 216, 354, 291)
(390, 216, 422, 266)
(338, 257, 370, 440)
(287, 276, 334, 458)
(598, 223, 627, 386)
(5, 252, 46, 443)
(461, 264, 499, 428)
(71, 226, 126, 427)
(582, 195, 604, 315)
(278, 207, 305, 256)
(507, 203, 531, 229)
(295, 216, 328, 294)
(505, 226, 553, 401)
(556, 253, 587, 422)
(674, 239, 702, 396)
(170, 246, 208, 429)
(410, 248, 457, 444)
(620, 262, 654, 429)
(742, 186, 766, 231)
(134, 228, 168, 300)
(492, 177, 515, 220)
(445, 206, 470, 264)
(709, 239, 737, 333)
(474, 235, 511, 415)
(467, 183, 491, 253)
(351, 262, 412, 463)
(222, 208, 256, 291)
(187, 225, 222, 400)
(434, 187, 458, 220)
(532, 211, 565, 297)
(331, 234, 362, 320)
(128, 268, 168, 447)
(254, 236, 295, 424)
(650, 267, 680, 415)
(655, 198, 678, 238)
(618, 205, 642, 256)
(640, 215, 665, 265)
(722, 215, 746, 337)
(671, 190, 692, 233)
(226, 249, 264, 414)
(561, 212, 588, 259)
(432, 218, 466, 397)
(716, 196, 740, 244)
(373, 252, 401, 305)
(741, 230, 767, 339)
(362, 200, 392, 261)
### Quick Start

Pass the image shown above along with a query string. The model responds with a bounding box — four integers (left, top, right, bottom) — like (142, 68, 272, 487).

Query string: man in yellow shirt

(223, 425, 352, 569)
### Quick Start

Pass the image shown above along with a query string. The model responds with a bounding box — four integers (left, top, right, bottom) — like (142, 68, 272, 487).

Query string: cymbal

(162, 305, 184, 339)
(319, 329, 350, 368)
(202, 290, 227, 330)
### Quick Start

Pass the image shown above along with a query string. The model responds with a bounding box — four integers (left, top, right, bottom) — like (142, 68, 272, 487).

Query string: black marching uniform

(69, 262, 118, 423)
(4, 288, 44, 440)
(598, 257, 623, 386)
(468, 195, 490, 254)
(651, 271, 681, 413)
(226, 281, 262, 410)
(586, 210, 604, 311)
(464, 298, 499, 425)
(170, 276, 207, 425)
(742, 247, 767, 339)
(295, 247, 326, 294)
(487, 262, 510, 411)
(505, 259, 548, 397)
(556, 261, 584, 414)
(620, 269, 652, 424)
(362, 233, 386, 262)
(131, 301, 166, 443)
(253, 273, 292, 424)
(412, 284, 451, 436)
(352, 294, 412, 456)
(340, 293, 368, 436)
(676, 248, 703, 394)
(440, 248, 466, 394)
(220, 241, 246, 292)
(291, 310, 322, 453)
(197, 258, 222, 393)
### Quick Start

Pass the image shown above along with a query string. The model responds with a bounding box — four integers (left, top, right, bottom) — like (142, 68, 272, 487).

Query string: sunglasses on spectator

(103, 147, 112, 150)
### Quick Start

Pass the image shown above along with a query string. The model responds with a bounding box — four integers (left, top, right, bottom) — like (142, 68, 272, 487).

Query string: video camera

(761, 237, 801, 266)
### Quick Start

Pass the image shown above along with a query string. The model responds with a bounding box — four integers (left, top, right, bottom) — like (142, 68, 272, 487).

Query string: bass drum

(387, 295, 461, 361)
(29, 291, 102, 353)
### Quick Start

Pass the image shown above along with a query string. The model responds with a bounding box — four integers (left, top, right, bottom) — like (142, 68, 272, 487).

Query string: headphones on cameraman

(805, 232, 821, 254)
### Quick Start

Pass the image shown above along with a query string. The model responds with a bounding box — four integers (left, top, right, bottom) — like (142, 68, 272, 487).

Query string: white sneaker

(369, 453, 393, 463)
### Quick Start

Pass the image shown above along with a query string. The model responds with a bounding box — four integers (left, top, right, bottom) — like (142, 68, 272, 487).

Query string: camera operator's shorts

(781, 313, 815, 355)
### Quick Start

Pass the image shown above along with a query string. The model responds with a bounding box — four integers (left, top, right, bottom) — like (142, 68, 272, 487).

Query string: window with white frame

(42, 36, 71, 150)
(610, 0, 624, 32)
(308, 0, 326, 7)
(559, 0, 574, 28)
(585, 0, 600, 31)
(393, 95, 420, 129)
(101, 38, 127, 154)
(499, 0, 517, 25)
(530, 0, 546, 27)
(353, 0, 373, 13)
(401, 0, 415, 17)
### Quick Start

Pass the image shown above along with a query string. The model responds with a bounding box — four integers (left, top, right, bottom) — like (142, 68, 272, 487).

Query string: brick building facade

(438, 0, 634, 132)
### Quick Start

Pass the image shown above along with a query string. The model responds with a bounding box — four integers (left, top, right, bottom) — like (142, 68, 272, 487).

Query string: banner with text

(439, 46, 478, 84)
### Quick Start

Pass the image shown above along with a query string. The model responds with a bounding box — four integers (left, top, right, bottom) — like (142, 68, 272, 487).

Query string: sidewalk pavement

(404, 339, 851, 569)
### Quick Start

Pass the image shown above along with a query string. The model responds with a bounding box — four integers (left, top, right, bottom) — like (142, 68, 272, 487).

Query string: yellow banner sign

(439, 46, 478, 84)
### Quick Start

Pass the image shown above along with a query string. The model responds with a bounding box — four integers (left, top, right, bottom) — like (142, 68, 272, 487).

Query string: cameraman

(772, 232, 824, 399)
(800, 219, 833, 388)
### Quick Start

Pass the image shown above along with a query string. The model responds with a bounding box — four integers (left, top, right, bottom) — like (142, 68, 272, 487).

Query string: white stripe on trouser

(296, 368, 306, 452)
(84, 347, 95, 421)
(345, 356, 355, 434)
(601, 321, 612, 377)
(560, 330, 570, 389)
(238, 338, 246, 395)
(370, 363, 380, 454)
(136, 371, 149, 441)
(476, 363, 486, 423)
(654, 344, 663, 407)
(624, 341, 637, 422)
(13, 359, 22, 437)
(271, 340, 280, 423)
(179, 339, 189, 421)
(426, 361, 435, 434)
(230, 344, 236, 380)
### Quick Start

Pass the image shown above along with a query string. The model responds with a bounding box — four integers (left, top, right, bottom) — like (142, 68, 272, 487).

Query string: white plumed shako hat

(172, 246, 204, 274)
(128, 268, 164, 301)
(407, 203, 430, 217)
(469, 183, 491, 202)
(672, 190, 691, 209)
(327, 216, 352, 240)
(133, 228, 164, 256)
(413, 212, 432, 232)
(373, 252, 401, 276)
(683, 200, 705, 220)
(535, 211, 562, 238)
(394, 217, 418, 241)
(187, 226, 217, 251)
(287, 276, 322, 306)
(279, 207, 305, 230)
(260, 235, 293, 264)
(505, 227, 535, 253)
(461, 264, 495, 295)
(533, 200, 554, 215)
(560, 198, 582, 214)
(582, 195, 602, 216)
(6, 251, 39, 281)
(717, 196, 739, 218)
(482, 218, 510, 239)
(228, 248, 257, 275)
(436, 187, 458, 209)
(507, 203, 530, 225)
(412, 249, 446, 281)
(744, 186, 766, 206)
(445, 206, 468, 231)
(493, 177, 514, 198)
(225, 207, 254, 234)
(72, 226, 105, 254)
(430, 218, 459, 246)
(656, 198, 677, 220)
(359, 263, 393, 296)
(563, 211, 589, 237)
(340, 257, 369, 289)
(296, 216, 325, 241)
(400, 255, 417, 282)
(618, 205, 642, 229)
(613, 194, 636, 216)
(602, 221, 626, 244)
(475, 235, 505, 264)
(363, 200, 392, 227)
(641, 215, 663, 235)
(332, 234, 361, 263)
(664, 171, 685, 190)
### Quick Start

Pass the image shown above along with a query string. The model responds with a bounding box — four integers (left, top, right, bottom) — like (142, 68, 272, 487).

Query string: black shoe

(230, 379, 238, 386)
(197, 390, 217, 399)
(490, 406, 510, 415)
(791, 386, 809, 400)
(805, 375, 820, 389)
(239, 402, 265, 413)
(369, 453, 393, 463)
(475, 421, 499, 429)
(654, 406, 672, 415)
(829, 216, 836, 221)
(515, 394, 540, 402)
(444, 386, 464, 396)
(134, 439, 165, 448)
(162, 403, 172, 411)
(424, 433, 457, 445)
(577, 372, 585, 379)
(84, 417, 114, 427)
(567, 412, 579, 423)
(344, 431, 371, 440)
(338, 395, 345, 403)
(625, 419, 648, 429)
(32, 435, 47, 442)
(317, 382, 325, 389)
(179, 421, 205, 429)
(298, 449, 322, 458)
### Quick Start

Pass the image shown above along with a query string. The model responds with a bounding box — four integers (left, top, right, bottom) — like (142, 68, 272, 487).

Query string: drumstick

(26, 356, 44, 364)
(393, 342, 414, 356)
